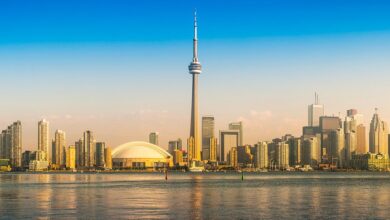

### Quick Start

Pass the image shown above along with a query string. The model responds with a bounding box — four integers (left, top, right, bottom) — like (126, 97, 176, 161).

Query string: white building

(308, 93, 324, 127)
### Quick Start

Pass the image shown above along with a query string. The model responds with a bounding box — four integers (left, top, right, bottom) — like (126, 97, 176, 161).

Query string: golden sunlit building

(209, 137, 217, 162)
(66, 145, 76, 169)
(173, 149, 183, 165)
(228, 147, 238, 168)
(105, 146, 112, 169)
(369, 109, 389, 157)
(350, 153, 390, 171)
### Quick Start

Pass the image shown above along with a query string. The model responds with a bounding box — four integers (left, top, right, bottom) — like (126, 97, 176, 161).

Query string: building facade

(66, 146, 76, 169)
(149, 132, 159, 145)
(38, 119, 50, 162)
(308, 93, 324, 127)
(229, 121, 243, 146)
(219, 130, 240, 163)
(105, 146, 112, 169)
(369, 110, 389, 157)
(202, 116, 215, 161)
(83, 130, 96, 168)
(96, 142, 106, 168)
(53, 130, 66, 168)
(254, 142, 268, 169)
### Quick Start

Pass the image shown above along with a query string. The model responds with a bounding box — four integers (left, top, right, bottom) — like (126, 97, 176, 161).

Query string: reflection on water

(0, 172, 390, 219)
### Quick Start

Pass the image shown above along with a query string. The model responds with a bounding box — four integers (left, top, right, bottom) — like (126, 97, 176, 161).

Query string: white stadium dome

(112, 141, 172, 159)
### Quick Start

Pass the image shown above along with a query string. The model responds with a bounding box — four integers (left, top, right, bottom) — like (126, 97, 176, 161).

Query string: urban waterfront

(1, 172, 390, 219)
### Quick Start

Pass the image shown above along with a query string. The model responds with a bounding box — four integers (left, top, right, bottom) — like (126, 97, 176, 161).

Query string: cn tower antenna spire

(193, 9, 198, 62)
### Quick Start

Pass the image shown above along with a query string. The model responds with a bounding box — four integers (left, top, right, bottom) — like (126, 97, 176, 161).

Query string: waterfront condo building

(38, 119, 50, 162)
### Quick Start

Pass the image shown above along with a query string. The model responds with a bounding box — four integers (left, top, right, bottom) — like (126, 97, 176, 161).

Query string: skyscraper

(0, 131, 4, 159)
(254, 142, 268, 169)
(320, 116, 342, 161)
(237, 145, 253, 167)
(276, 142, 289, 170)
(369, 109, 389, 157)
(219, 130, 240, 162)
(202, 116, 215, 161)
(53, 130, 66, 167)
(344, 109, 365, 164)
(228, 147, 238, 168)
(209, 137, 217, 162)
(329, 128, 345, 167)
(229, 121, 243, 146)
(168, 139, 182, 154)
(149, 132, 159, 145)
(83, 130, 96, 168)
(104, 146, 112, 169)
(1, 126, 12, 159)
(96, 142, 106, 168)
(356, 124, 367, 154)
(6, 121, 22, 168)
(75, 139, 84, 168)
(188, 11, 202, 163)
(65, 145, 76, 169)
(302, 136, 320, 167)
(344, 109, 367, 154)
(308, 93, 324, 127)
(288, 138, 301, 166)
(38, 119, 50, 162)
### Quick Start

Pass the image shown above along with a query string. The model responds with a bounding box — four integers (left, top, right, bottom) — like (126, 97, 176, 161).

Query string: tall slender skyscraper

(188, 11, 202, 162)
(308, 93, 324, 127)
(202, 116, 215, 161)
(105, 146, 112, 169)
(38, 119, 50, 161)
(75, 139, 84, 168)
(96, 142, 106, 168)
(83, 130, 96, 168)
(369, 109, 389, 157)
(0, 121, 23, 168)
(53, 130, 66, 167)
(11, 121, 22, 168)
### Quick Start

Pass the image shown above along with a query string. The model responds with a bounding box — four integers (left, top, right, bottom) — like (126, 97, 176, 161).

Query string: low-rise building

(29, 160, 49, 171)
(350, 153, 390, 171)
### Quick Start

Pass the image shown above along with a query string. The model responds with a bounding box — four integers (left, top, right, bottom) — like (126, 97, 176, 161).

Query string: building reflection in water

(0, 174, 390, 218)
(189, 175, 203, 220)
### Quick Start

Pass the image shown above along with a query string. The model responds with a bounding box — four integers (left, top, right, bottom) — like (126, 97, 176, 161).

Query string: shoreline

(1, 170, 390, 174)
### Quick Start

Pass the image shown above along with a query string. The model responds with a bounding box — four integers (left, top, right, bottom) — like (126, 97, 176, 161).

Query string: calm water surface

(0, 172, 390, 219)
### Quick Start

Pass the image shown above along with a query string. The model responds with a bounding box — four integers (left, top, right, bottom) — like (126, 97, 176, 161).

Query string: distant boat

(188, 161, 205, 172)
(189, 166, 204, 172)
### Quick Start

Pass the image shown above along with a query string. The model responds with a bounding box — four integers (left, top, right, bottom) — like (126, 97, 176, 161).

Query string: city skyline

(1, 1, 390, 150)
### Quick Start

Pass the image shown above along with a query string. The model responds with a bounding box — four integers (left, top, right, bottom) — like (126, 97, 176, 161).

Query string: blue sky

(1, 0, 390, 149)
(1, 0, 390, 43)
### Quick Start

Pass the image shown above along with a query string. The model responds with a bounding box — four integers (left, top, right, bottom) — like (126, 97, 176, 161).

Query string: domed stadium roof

(112, 141, 172, 159)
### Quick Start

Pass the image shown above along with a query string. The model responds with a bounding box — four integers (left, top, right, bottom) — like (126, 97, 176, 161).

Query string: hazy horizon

(1, 0, 390, 150)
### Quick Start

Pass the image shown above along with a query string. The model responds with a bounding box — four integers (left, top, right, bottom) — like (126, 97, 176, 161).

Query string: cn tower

(188, 11, 202, 162)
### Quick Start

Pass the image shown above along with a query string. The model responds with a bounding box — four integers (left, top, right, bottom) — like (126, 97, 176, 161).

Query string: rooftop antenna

(314, 92, 319, 105)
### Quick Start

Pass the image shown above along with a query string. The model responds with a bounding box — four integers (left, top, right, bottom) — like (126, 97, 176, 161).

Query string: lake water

(0, 172, 390, 219)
